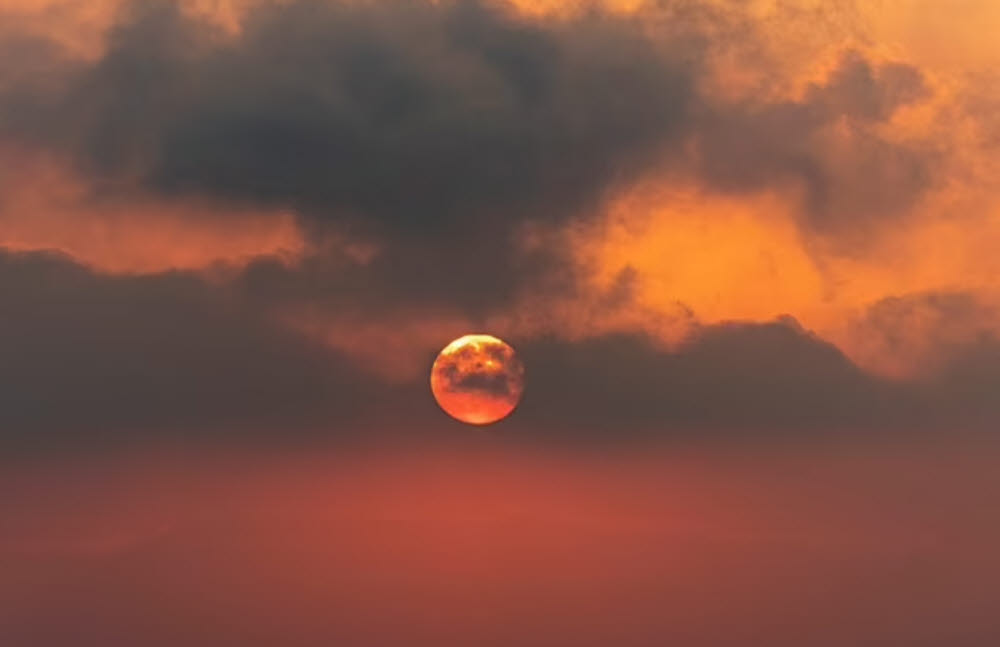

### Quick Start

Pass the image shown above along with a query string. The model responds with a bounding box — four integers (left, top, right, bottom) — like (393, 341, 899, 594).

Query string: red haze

(1, 439, 998, 646)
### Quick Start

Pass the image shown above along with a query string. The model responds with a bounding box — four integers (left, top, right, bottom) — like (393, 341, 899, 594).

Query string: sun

(430, 334, 525, 425)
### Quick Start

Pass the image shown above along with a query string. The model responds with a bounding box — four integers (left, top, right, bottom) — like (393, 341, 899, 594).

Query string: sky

(1, 0, 999, 644)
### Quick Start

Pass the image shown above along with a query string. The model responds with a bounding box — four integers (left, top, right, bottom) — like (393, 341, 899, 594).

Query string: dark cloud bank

(0, 251, 383, 452)
(4, 0, 694, 232)
(517, 320, 1000, 439)
(1, 247, 998, 452)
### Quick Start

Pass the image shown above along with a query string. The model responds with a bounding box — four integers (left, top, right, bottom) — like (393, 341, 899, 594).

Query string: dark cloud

(511, 317, 1000, 439)
(451, 371, 515, 396)
(0, 0, 699, 311)
(3, 0, 694, 236)
(514, 321, 890, 436)
(0, 3, 940, 239)
(432, 337, 522, 398)
(696, 51, 935, 232)
(0, 250, 382, 452)
(9, 3, 930, 235)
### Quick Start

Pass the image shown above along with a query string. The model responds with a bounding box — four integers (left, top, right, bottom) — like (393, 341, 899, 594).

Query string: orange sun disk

(430, 334, 525, 425)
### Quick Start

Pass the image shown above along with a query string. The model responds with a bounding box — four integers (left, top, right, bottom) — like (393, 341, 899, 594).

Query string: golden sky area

(565, 176, 1000, 377)
(0, 147, 306, 273)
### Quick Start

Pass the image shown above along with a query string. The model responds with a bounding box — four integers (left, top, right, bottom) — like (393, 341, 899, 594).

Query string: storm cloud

(0, 1, 939, 240)
(0, 250, 382, 451)
(3, 0, 695, 235)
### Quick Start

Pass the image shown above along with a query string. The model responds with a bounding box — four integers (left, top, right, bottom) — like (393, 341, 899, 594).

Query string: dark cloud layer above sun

(0, 0, 706, 310)
(2, 0, 694, 236)
(0, 0, 936, 240)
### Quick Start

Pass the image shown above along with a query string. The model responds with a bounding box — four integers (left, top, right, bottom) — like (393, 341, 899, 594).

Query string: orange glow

(430, 334, 525, 425)
(561, 178, 1000, 377)
(576, 187, 825, 326)
(0, 148, 306, 274)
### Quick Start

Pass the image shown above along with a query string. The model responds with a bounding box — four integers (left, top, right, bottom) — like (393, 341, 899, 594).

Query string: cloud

(0, 0, 707, 313)
(514, 320, 886, 436)
(0, 250, 381, 450)
(695, 50, 935, 233)
(845, 291, 1000, 378)
(5, 1, 937, 235)
(3, 0, 695, 234)
(0, 146, 306, 273)
(513, 316, 1000, 439)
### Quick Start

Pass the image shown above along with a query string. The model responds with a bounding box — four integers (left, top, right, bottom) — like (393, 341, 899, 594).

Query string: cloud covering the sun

(1, 0, 1000, 447)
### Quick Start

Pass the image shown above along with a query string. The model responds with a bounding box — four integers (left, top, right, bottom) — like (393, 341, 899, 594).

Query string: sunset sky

(1, 1, 999, 644)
